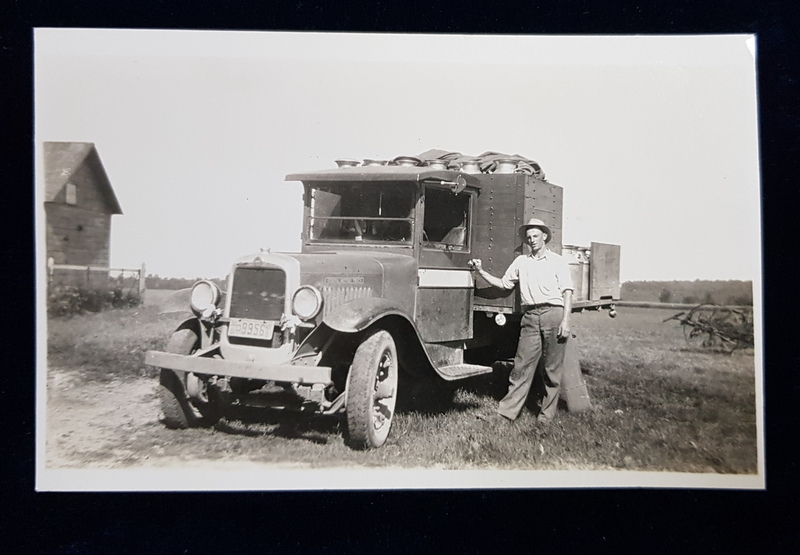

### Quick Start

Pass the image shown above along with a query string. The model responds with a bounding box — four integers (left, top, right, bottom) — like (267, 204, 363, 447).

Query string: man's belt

(522, 303, 563, 311)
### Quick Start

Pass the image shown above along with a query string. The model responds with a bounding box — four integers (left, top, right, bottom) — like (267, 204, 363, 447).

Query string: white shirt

(500, 249, 574, 306)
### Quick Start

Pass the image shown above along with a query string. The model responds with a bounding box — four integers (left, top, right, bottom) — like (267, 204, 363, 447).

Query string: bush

(48, 285, 141, 317)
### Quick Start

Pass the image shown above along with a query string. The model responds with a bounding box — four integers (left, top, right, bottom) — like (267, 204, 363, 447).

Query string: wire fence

(47, 258, 147, 304)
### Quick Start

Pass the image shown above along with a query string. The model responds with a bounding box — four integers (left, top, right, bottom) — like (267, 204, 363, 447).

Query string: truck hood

(232, 251, 418, 317)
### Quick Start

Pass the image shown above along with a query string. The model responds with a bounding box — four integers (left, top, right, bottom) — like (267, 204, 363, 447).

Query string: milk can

(562, 245, 589, 302)
(459, 159, 481, 174)
(494, 158, 517, 174)
(392, 156, 421, 167)
(423, 159, 449, 170)
(581, 248, 591, 301)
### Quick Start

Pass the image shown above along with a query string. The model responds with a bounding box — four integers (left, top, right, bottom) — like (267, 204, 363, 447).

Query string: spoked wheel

(158, 327, 221, 429)
(345, 329, 399, 449)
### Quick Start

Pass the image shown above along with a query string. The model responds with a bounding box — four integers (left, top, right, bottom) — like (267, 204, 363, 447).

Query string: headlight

(292, 285, 323, 320)
(190, 280, 222, 315)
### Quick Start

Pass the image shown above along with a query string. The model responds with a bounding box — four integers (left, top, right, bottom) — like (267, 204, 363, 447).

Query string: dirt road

(46, 367, 167, 468)
(44, 365, 369, 472)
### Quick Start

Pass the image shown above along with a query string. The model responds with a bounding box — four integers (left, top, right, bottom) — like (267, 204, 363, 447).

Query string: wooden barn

(44, 142, 123, 287)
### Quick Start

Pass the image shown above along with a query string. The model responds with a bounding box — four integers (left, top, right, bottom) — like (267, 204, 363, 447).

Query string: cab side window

(423, 187, 470, 251)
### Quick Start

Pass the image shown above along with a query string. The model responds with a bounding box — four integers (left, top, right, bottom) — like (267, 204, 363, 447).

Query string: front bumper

(145, 351, 332, 384)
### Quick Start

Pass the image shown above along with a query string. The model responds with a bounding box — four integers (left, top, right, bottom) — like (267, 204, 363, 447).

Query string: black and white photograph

(35, 29, 763, 491)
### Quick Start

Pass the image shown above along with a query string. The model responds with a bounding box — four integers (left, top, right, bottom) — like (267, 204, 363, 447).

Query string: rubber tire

(158, 327, 220, 428)
(159, 368, 192, 429)
(345, 329, 399, 449)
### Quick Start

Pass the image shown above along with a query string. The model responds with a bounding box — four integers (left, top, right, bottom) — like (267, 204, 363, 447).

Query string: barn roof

(44, 142, 123, 215)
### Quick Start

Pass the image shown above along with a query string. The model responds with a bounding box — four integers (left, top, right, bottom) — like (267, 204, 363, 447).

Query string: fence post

(139, 262, 147, 306)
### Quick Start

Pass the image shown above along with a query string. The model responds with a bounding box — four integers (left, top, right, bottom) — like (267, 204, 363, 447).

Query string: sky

(34, 30, 761, 283)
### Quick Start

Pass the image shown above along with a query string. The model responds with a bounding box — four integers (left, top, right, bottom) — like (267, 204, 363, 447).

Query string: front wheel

(345, 329, 399, 449)
(158, 327, 221, 429)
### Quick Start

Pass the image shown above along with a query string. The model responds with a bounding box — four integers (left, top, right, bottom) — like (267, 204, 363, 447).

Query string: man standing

(470, 218, 574, 423)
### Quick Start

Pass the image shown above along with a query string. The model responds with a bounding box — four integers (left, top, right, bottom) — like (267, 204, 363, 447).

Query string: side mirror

(450, 175, 467, 194)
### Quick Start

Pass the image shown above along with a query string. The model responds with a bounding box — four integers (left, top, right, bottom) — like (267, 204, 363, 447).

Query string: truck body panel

(471, 174, 565, 313)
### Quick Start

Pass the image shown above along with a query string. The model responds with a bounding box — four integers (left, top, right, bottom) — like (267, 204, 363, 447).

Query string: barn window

(66, 182, 77, 205)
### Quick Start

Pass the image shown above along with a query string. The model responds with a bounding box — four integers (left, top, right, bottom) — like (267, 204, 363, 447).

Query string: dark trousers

(498, 305, 567, 420)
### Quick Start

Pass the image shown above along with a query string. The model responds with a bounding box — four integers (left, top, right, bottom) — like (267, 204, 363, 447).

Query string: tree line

(620, 280, 753, 306)
(146, 275, 225, 290)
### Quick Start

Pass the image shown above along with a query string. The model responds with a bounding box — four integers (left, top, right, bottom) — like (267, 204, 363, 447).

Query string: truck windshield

(308, 182, 415, 244)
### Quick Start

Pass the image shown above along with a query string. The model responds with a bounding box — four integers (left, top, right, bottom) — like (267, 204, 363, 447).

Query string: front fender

(175, 317, 201, 335)
(322, 297, 415, 333)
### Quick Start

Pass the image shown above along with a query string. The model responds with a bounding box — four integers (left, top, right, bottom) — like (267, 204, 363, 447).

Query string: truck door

(415, 184, 475, 343)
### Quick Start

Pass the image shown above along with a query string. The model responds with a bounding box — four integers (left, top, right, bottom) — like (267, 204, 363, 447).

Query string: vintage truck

(145, 151, 620, 449)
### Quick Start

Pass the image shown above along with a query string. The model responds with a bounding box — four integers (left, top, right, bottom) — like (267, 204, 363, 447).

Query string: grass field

(45, 298, 759, 474)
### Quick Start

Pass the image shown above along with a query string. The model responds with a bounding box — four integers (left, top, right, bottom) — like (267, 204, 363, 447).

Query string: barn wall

(49, 153, 113, 214)
(45, 203, 111, 267)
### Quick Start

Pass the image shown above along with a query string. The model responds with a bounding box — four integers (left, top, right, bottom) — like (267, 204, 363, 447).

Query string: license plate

(228, 318, 275, 340)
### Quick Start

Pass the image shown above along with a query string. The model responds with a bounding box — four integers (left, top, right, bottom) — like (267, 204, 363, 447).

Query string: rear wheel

(158, 327, 220, 428)
(345, 329, 399, 449)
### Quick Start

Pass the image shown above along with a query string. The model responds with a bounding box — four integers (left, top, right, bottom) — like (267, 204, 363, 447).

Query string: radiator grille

(322, 286, 373, 317)
(229, 267, 286, 320)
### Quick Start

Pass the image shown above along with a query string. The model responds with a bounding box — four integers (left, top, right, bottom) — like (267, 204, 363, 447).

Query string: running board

(436, 363, 493, 381)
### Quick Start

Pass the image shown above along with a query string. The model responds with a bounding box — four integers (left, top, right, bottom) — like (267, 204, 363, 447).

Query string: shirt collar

(528, 248, 550, 260)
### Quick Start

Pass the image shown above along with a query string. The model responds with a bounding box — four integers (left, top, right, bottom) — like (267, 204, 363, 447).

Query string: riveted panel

(415, 288, 472, 342)
(523, 178, 564, 254)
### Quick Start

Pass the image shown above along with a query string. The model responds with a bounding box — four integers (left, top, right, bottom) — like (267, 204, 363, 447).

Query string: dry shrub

(47, 285, 141, 317)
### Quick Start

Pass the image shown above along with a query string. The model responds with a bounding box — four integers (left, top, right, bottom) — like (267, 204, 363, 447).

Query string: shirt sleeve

(556, 256, 574, 292)
(500, 257, 520, 290)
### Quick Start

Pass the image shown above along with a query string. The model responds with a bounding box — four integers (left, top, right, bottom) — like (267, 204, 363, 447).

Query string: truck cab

(145, 153, 620, 449)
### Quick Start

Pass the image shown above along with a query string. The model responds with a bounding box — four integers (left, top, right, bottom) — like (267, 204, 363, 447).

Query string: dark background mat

(3, 1, 798, 552)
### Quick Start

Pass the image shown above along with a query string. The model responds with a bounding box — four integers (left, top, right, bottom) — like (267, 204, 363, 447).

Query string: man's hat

(519, 218, 552, 243)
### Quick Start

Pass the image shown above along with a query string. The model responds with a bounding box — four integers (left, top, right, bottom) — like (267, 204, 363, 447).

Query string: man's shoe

(536, 415, 553, 425)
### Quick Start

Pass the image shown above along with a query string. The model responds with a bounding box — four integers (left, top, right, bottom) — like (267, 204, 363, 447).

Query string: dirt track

(46, 367, 164, 468)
